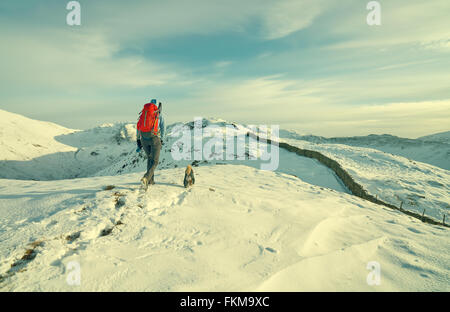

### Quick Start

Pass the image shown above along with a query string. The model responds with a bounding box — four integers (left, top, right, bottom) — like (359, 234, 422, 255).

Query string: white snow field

(282, 138, 450, 222)
(0, 111, 346, 193)
(0, 166, 449, 291)
(0, 109, 137, 181)
(0, 110, 449, 291)
(418, 131, 450, 145)
(280, 129, 450, 171)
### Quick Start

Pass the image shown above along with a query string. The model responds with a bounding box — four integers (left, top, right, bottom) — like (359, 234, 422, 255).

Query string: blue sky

(0, 0, 449, 137)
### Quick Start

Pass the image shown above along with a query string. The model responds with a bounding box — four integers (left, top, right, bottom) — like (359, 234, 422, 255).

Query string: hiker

(136, 99, 165, 189)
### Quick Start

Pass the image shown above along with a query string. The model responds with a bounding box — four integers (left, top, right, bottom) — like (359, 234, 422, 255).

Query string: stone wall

(248, 133, 448, 228)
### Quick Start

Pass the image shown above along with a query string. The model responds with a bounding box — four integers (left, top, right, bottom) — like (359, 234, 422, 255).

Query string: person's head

(150, 99, 157, 104)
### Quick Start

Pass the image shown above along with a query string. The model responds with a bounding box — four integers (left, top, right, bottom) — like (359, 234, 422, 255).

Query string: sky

(0, 0, 449, 138)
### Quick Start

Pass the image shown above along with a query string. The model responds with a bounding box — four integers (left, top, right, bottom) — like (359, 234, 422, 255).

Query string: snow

(94, 119, 348, 193)
(0, 115, 347, 194)
(418, 131, 450, 145)
(283, 138, 450, 222)
(280, 130, 450, 171)
(0, 109, 76, 161)
(0, 110, 138, 180)
(0, 111, 448, 291)
(0, 166, 448, 291)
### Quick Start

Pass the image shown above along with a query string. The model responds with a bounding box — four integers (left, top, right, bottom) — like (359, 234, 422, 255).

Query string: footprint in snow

(407, 227, 423, 234)
(46, 220, 58, 228)
(65, 231, 81, 243)
(100, 227, 113, 237)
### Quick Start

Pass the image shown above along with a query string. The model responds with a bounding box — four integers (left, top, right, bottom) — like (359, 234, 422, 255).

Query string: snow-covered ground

(0, 166, 449, 291)
(0, 109, 137, 180)
(418, 131, 450, 145)
(282, 138, 450, 222)
(0, 112, 346, 193)
(0, 109, 75, 162)
(280, 129, 450, 171)
(0, 110, 448, 291)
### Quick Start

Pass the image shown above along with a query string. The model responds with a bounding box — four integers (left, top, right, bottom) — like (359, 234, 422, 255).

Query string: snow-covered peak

(0, 109, 76, 161)
(279, 131, 450, 171)
(0, 111, 138, 180)
(418, 131, 450, 144)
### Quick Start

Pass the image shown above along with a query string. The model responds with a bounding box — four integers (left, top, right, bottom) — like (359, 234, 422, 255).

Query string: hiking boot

(141, 176, 149, 190)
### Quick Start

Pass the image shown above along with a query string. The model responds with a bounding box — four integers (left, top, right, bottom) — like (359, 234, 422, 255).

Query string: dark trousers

(141, 134, 161, 182)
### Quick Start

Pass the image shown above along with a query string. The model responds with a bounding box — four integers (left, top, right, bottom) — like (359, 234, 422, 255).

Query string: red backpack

(137, 103, 159, 135)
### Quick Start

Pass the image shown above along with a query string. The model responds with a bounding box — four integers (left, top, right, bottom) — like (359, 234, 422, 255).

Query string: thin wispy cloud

(327, 0, 450, 49)
(261, 0, 328, 39)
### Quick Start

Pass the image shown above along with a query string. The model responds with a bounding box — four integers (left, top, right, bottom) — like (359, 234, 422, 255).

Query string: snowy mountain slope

(0, 116, 139, 181)
(0, 115, 347, 193)
(0, 165, 448, 291)
(283, 138, 450, 221)
(94, 119, 348, 193)
(0, 109, 135, 180)
(0, 111, 448, 291)
(280, 130, 450, 171)
(1, 111, 447, 222)
(418, 131, 450, 145)
(0, 109, 76, 161)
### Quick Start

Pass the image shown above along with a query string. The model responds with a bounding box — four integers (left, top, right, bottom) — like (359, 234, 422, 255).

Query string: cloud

(327, 0, 450, 50)
(421, 39, 450, 51)
(0, 1, 448, 138)
(87, 0, 253, 42)
(313, 100, 450, 138)
(214, 61, 233, 68)
(81, 0, 327, 43)
(0, 28, 178, 93)
(261, 0, 328, 40)
(180, 75, 450, 137)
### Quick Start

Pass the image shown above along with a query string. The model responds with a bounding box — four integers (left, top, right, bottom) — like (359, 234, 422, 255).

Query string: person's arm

(136, 129, 142, 151)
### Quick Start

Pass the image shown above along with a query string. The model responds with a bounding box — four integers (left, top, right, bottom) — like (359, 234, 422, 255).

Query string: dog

(183, 165, 195, 188)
